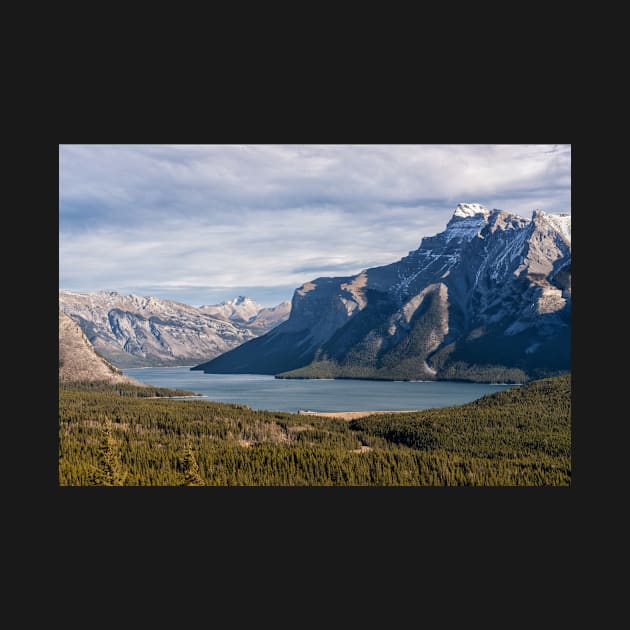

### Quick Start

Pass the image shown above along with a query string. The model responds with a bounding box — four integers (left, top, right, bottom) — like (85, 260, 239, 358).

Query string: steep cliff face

(194, 204, 571, 382)
(59, 312, 140, 384)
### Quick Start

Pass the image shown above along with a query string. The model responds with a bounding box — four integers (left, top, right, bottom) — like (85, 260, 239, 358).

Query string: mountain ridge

(194, 203, 571, 382)
(59, 290, 290, 368)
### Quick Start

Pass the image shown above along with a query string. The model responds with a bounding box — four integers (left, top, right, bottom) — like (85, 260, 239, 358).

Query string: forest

(59, 374, 570, 486)
(278, 359, 530, 383)
(59, 380, 199, 398)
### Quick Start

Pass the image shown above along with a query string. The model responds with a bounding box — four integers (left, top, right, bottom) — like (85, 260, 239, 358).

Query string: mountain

(200, 296, 264, 323)
(59, 311, 139, 383)
(194, 203, 571, 382)
(200, 296, 291, 334)
(59, 290, 290, 368)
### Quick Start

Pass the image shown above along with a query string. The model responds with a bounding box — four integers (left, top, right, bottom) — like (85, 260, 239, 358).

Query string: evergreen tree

(90, 415, 126, 486)
(181, 440, 204, 486)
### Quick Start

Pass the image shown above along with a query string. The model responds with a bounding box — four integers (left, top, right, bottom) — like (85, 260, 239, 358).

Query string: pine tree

(90, 415, 126, 486)
(181, 440, 204, 486)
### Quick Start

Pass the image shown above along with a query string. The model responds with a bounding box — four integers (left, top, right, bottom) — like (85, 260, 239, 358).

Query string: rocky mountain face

(247, 302, 292, 334)
(194, 204, 571, 382)
(59, 312, 139, 384)
(59, 291, 290, 368)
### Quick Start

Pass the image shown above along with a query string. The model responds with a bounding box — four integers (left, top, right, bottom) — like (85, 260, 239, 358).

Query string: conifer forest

(59, 374, 570, 486)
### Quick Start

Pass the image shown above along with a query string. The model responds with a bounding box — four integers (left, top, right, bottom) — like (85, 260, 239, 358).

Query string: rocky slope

(59, 312, 139, 383)
(194, 203, 571, 382)
(59, 291, 290, 368)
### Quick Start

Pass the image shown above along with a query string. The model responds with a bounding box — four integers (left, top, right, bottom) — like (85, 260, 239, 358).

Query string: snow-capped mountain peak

(453, 202, 489, 219)
(200, 296, 264, 322)
(445, 203, 491, 242)
(224, 295, 261, 309)
(228, 295, 252, 305)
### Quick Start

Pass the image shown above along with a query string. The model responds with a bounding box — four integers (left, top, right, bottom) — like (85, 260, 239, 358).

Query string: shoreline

(125, 366, 529, 386)
(145, 394, 207, 399)
(276, 375, 522, 385)
(298, 409, 421, 421)
(124, 365, 197, 370)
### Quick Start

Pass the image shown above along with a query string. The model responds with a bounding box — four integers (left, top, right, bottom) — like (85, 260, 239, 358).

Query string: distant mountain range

(199, 296, 292, 335)
(194, 203, 571, 382)
(59, 311, 140, 384)
(59, 291, 290, 368)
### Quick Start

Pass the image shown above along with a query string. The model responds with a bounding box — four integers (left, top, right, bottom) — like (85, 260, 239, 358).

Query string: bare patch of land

(350, 445, 373, 453)
(298, 409, 420, 421)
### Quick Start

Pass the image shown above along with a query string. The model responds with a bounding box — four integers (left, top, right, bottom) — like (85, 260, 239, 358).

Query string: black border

(48, 126, 581, 580)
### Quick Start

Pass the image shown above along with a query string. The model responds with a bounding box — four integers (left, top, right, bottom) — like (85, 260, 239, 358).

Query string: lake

(123, 367, 512, 413)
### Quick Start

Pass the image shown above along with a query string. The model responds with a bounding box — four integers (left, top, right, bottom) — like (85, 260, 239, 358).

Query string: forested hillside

(59, 374, 570, 486)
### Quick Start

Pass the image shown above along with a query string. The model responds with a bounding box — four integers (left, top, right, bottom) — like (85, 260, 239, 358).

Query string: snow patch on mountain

(444, 216, 488, 243)
(544, 212, 571, 243)
(445, 204, 490, 243)
(490, 224, 531, 280)
(453, 202, 489, 218)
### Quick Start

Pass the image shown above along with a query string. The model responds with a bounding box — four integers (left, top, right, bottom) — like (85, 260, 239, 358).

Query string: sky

(59, 144, 571, 307)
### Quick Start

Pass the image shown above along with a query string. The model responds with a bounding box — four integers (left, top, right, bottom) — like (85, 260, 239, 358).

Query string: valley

(59, 297, 569, 486)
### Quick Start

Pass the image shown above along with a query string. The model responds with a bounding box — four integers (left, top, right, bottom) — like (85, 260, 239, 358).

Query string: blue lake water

(123, 367, 512, 413)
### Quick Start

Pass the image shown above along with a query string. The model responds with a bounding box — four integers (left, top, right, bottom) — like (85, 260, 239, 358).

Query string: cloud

(59, 144, 571, 306)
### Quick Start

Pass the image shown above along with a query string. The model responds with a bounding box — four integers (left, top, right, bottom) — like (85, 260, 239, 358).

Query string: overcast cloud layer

(59, 144, 571, 306)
